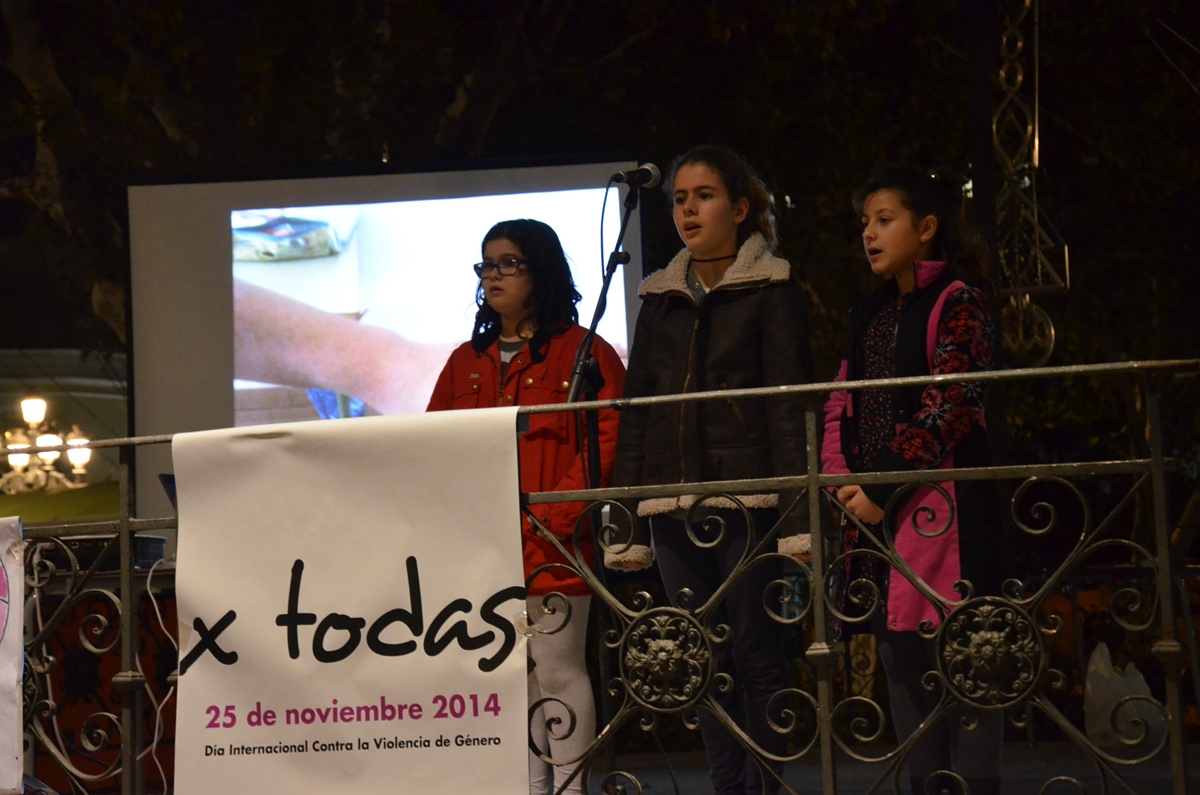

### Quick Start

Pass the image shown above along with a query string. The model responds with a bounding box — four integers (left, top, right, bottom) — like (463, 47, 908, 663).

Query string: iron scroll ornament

(620, 607, 713, 713)
(936, 597, 1044, 709)
(522, 493, 819, 794)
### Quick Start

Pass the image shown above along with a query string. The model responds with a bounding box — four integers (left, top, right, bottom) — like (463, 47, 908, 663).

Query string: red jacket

(426, 323, 627, 596)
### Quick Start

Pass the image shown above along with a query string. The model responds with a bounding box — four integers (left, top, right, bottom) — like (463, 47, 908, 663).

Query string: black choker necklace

(691, 254, 736, 263)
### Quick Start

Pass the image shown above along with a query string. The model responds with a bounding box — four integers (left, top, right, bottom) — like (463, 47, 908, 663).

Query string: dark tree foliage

(0, 0, 1196, 478)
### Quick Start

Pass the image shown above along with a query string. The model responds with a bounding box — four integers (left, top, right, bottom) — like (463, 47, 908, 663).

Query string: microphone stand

(566, 184, 637, 405)
(565, 180, 639, 466)
(563, 181, 639, 777)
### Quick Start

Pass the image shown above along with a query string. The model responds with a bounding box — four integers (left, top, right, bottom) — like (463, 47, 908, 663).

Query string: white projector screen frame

(129, 159, 645, 525)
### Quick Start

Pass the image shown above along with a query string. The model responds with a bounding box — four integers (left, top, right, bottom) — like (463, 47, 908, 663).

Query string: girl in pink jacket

(822, 168, 1003, 795)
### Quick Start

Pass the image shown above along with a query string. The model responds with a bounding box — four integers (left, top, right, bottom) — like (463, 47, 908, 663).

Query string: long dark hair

(471, 218, 581, 359)
(664, 145, 778, 249)
(852, 167, 989, 286)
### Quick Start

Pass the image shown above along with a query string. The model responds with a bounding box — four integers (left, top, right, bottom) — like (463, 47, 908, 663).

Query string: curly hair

(664, 145, 778, 249)
(470, 218, 582, 361)
(852, 166, 989, 286)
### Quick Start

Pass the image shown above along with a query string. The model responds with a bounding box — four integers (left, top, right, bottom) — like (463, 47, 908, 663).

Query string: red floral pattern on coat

(942, 404, 977, 448)
(936, 350, 970, 375)
(893, 427, 940, 464)
(889, 285, 993, 469)
(941, 302, 985, 341)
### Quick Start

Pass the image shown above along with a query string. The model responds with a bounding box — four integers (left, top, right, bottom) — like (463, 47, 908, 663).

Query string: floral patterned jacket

(821, 260, 1001, 632)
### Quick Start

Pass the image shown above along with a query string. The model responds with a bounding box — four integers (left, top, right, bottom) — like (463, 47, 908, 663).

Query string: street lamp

(21, 396, 47, 426)
(0, 396, 91, 495)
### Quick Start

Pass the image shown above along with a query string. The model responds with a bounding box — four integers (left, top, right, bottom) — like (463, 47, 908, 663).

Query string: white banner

(173, 410, 528, 794)
(0, 517, 22, 795)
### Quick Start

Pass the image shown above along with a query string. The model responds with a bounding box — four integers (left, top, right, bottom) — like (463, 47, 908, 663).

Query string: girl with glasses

(427, 218, 626, 795)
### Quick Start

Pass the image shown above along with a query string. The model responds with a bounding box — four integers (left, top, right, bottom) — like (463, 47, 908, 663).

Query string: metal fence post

(1146, 374, 1189, 795)
(803, 401, 838, 795)
(112, 447, 146, 795)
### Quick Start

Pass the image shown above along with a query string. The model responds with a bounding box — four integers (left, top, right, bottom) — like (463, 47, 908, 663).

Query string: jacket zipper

(890, 315, 902, 371)
(891, 292, 914, 377)
(721, 382, 750, 434)
(678, 316, 700, 484)
(889, 292, 917, 425)
(668, 281, 766, 484)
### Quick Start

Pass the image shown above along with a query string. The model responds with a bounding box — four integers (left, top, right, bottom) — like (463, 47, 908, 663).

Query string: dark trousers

(871, 613, 1003, 785)
(651, 508, 787, 795)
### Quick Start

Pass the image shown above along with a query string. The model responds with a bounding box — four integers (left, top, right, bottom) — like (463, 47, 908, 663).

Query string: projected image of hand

(234, 279, 454, 417)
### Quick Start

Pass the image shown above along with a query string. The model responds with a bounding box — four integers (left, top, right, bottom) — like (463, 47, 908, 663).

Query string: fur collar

(639, 232, 790, 298)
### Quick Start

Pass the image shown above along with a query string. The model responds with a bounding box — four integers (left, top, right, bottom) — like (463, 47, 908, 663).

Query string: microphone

(610, 163, 661, 189)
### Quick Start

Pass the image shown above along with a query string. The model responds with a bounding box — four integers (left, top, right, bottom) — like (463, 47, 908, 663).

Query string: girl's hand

(836, 485, 885, 526)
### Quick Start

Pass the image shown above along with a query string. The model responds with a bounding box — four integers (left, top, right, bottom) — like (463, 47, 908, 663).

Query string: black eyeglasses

(473, 257, 528, 277)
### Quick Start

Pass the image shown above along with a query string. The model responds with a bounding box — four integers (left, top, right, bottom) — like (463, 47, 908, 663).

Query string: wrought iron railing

(20, 436, 175, 795)
(14, 360, 1200, 795)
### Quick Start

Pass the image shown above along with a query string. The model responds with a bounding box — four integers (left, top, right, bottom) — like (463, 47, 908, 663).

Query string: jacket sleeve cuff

(778, 533, 810, 558)
(604, 544, 653, 571)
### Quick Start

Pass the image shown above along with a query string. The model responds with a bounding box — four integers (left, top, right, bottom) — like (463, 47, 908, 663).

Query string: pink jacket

(822, 261, 992, 631)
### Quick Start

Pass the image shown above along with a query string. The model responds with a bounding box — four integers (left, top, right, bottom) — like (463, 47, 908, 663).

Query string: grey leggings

(872, 614, 1003, 781)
